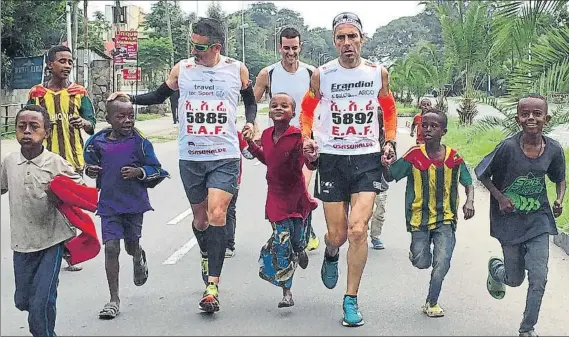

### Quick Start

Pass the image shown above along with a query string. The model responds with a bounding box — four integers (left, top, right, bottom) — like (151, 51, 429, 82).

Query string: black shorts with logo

(314, 152, 383, 202)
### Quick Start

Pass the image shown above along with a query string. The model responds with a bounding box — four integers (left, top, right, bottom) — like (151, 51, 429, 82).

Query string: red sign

(122, 68, 141, 81)
(114, 30, 138, 64)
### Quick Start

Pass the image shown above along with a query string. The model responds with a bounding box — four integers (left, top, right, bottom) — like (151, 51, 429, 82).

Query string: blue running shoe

(321, 253, 339, 289)
(343, 295, 364, 327)
(371, 238, 385, 250)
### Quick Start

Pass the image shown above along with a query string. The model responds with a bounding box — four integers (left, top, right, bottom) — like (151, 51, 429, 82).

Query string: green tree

(77, 10, 112, 52)
(138, 37, 174, 90)
(435, 0, 493, 124)
(142, 0, 195, 63)
(1, 0, 67, 88)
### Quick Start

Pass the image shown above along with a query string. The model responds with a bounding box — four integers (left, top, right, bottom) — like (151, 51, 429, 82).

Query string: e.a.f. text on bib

(177, 56, 242, 161)
(315, 58, 383, 156)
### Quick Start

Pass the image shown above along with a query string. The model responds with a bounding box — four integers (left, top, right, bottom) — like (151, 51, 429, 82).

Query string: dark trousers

(13, 243, 64, 337)
(225, 188, 239, 250)
(491, 233, 549, 333)
(409, 223, 456, 305)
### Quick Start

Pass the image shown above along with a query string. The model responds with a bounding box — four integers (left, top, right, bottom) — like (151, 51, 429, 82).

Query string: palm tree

(434, 0, 493, 124)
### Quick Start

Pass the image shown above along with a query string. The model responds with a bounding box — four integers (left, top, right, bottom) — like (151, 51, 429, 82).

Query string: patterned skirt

(258, 217, 308, 289)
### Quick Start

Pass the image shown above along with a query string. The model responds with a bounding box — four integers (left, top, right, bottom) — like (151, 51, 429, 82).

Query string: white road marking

(166, 208, 193, 225)
(398, 127, 410, 134)
(254, 160, 261, 166)
(162, 237, 198, 265)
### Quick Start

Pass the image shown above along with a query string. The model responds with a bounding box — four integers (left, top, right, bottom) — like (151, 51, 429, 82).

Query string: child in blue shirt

(84, 94, 169, 320)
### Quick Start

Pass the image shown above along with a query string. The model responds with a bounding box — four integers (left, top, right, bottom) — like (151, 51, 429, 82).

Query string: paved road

(1, 117, 568, 336)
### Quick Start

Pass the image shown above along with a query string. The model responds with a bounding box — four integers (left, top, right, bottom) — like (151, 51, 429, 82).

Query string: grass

(444, 118, 569, 233)
(396, 103, 419, 117)
(136, 113, 162, 121)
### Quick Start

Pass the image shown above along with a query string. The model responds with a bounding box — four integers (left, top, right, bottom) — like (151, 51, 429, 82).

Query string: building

(104, 4, 148, 40)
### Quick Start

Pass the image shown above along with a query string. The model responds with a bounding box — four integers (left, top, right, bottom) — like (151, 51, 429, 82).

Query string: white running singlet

(314, 58, 383, 155)
(266, 61, 315, 128)
(177, 56, 242, 161)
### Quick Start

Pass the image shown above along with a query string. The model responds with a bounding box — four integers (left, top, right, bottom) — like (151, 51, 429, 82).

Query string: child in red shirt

(410, 98, 433, 144)
(243, 93, 318, 308)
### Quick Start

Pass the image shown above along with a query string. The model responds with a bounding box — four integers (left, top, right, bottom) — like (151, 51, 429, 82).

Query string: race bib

(183, 99, 229, 136)
(328, 98, 377, 138)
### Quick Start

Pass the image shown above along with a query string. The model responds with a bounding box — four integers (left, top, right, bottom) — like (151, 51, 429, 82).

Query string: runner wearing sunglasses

(299, 12, 398, 327)
(253, 27, 320, 252)
(107, 17, 257, 314)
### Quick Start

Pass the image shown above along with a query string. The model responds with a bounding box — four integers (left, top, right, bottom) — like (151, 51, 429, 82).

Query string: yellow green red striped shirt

(388, 144, 472, 232)
(27, 83, 95, 170)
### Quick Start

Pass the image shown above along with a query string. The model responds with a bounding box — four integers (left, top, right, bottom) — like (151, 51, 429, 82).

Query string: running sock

(325, 247, 339, 261)
(192, 224, 209, 257)
(206, 225, 226, 277)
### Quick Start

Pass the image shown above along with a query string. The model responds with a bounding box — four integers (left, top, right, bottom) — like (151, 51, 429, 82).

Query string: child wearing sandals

(382, 109, 475, 317)
(475, 94, 566, 337)
(242, 92, 318, 308)
(84, 94, 169, 319)
(1, 105, 86, 336)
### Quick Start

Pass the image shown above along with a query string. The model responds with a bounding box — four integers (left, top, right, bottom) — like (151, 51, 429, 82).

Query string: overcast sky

(85, 1, 424, 35)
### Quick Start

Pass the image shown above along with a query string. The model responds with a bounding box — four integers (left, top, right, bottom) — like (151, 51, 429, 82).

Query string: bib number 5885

(186, 112, 228, 124)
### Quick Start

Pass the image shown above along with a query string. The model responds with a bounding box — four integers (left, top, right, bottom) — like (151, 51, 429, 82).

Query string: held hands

(553, 200, 563, 218)
(381, 143, 396, 166)
(381, 152, 396, 166)
(303, 138, 319, 162)
(85, 165, 102, 179)
(463, 200, 475, 220)
(242, 123, 255, 141)
(121, 166, 143, 180)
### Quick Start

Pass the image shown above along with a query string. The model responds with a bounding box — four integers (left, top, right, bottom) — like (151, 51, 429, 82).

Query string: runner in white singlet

(298, 13, 398, 327)
(107, 18, 258, 314)
(253, 27, 320, 251)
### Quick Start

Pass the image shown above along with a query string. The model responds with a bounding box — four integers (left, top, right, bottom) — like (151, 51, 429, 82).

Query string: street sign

(114, 30, 138, 65)
(11, 56, 45, 89)
(122, 67, 141, 81)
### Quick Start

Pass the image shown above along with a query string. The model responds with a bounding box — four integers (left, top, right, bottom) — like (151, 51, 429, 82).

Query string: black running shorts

(314, 152, 383, 203)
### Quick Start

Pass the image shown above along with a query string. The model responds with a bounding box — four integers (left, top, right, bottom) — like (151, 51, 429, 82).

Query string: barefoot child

(382, 109, 475, 317)
(475, 94, 566, 337)
(243, 93, 318, 308)
(1, 105, 85, 336)
(84, 94, 169, 319)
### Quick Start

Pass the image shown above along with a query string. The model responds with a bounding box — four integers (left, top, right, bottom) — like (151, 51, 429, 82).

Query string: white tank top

(315, 58, 383, 155)
(177, 56, 242, 161)
(265, 61, 314, 128)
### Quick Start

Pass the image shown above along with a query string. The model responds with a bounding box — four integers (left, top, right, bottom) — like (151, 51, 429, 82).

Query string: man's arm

(240, 63, 257, 125)
(253, 68, 269, 103)
(111, 63, 180, 105)
(378, 67, 397, 147)
(299, 68, 321, 139)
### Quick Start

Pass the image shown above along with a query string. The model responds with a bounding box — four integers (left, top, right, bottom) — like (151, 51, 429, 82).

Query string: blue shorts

(101, 213, 144, 244)
(13, 243, 64, 337)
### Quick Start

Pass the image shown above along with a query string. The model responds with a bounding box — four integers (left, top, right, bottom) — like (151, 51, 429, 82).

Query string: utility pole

(66, 1, 74, 82)
(83, 0, 89, 89)
(114, 0, 121, 91)
(71, 1, 78, 79)
(165, 0, 175, 67)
